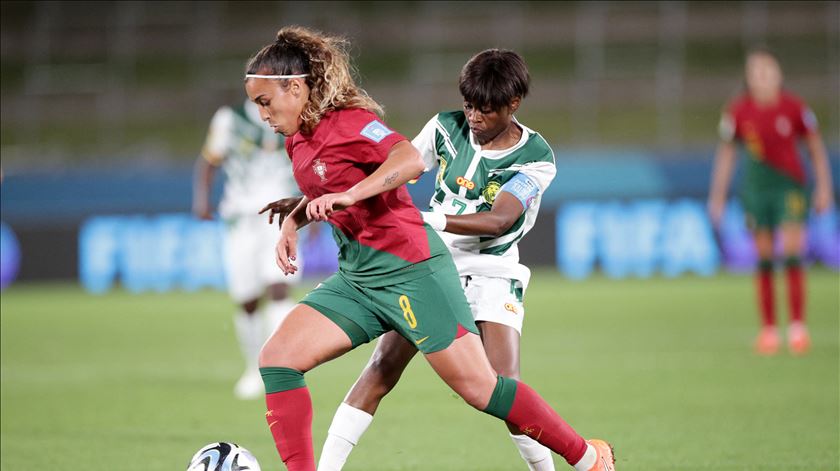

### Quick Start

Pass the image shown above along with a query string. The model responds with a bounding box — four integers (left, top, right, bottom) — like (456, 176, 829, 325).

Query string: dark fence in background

(2, 1, 838, 167)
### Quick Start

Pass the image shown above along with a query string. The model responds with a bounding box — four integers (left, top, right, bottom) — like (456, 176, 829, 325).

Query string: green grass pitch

(2, 270, 838, 470)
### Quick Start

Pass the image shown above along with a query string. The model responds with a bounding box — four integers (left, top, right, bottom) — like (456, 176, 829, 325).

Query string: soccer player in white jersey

(193, 99, 302, 399)
(315, 49, 613, 471)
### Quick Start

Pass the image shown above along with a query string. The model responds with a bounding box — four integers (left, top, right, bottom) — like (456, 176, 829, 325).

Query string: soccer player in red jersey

(244, 26, 615, 471)
(708, 49, 835, 355)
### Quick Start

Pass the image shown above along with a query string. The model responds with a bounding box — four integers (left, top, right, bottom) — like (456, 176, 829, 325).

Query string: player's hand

(707, 195, 726, 228)
(813, 185, 834, 214)
(192, 201, 214, 221)
(259, 196, 305, 226)
(275, 219, 299, 275)
(306, 191, 357, 221)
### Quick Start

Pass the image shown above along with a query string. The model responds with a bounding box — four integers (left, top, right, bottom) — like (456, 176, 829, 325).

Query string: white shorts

(461, 275, 526, 334)
(223, 215, 301, 303)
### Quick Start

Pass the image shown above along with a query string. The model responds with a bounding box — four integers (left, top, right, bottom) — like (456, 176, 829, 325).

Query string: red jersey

(286, 108, 447, 285)
(719, 91, 818, 185)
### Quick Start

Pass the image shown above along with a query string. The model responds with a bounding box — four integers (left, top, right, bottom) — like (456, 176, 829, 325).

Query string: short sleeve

(201, 107, 235, 165)
(516, 160, 556, 194)
(345, 111, 407, 165)
(411, 115, 440, 172)
(798, 105, 819, 136)
(718, 110, 736, 143)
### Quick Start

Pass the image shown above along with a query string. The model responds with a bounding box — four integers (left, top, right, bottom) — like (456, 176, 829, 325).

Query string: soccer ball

(186, 442, 261, 471)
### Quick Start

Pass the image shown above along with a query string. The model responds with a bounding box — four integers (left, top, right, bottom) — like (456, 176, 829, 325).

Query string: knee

(491, 363, 520, 381)
(259, 339, 307, 371)
(457, 383, 494, 410)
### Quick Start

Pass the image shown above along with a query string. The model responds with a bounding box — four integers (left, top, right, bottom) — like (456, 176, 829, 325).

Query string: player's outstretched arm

(192, 155, 218, 220)
(431, 192, 524, 237)
(708, 140, 736, 226)
(306, 141, 425, 221)
(805, 131, 835, 213)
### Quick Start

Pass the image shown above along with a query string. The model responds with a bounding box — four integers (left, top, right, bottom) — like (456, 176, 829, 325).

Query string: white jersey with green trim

(202, 101, 298, 219)
(412, 111, 556, 287)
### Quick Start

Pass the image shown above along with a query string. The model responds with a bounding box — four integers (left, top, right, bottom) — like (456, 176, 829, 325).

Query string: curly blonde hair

(245, 26, 383, 134)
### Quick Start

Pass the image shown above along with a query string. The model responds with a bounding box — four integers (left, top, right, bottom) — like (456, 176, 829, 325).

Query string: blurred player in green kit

(708, 49, 835, 355)
(193, 99, 302, 398)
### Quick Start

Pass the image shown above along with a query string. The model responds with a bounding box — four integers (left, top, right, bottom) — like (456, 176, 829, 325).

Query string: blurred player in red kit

(708, 49, 834, 355)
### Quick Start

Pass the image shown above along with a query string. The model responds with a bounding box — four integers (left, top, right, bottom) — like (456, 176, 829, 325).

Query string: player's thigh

(779, 188, 808, 256)
(464, 276, 524, 378)
(779, 222, 806, 257)
(752, 229, 775, 260)
(345, 331, 419, 410)
(260, 303, 353, 372)
(223, 217, 263, 303)
(362, 330, 419, 381)
(424, 332, 498, 409)
(477, 321, 521, 379)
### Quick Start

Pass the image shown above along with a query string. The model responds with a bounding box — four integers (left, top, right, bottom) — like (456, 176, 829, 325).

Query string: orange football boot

(754, 326, 780, 355)
(788, 322, 810, 355)
(586, 439, 615, 471)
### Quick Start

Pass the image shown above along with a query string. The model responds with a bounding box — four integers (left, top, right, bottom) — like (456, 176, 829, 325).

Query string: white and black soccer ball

(186, 442, 261, 471)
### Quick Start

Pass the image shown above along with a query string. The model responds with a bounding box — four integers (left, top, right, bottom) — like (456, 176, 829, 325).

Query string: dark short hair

(458, 49, 530, 112)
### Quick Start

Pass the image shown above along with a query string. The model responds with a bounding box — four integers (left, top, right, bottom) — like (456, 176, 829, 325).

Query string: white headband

(245, 73, 308, 79)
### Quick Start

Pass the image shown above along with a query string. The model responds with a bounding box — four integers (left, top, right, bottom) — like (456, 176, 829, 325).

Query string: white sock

(572, 443, 597, 471)
(317, 403, 374, 471)
(233, 311, 262, 370)
(510, 433, 555, 471)
(264, 299, 296, 336)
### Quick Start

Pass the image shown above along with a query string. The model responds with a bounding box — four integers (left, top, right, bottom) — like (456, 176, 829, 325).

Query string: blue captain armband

(499, 173, 540, 210)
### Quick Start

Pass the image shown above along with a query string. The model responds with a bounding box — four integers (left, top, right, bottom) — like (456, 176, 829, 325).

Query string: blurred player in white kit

(192, 99, 302, 399)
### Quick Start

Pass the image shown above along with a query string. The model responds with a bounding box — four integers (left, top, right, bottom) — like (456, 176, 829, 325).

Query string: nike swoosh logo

(415, 336, 430, 345)
(268, 420, 279, 429)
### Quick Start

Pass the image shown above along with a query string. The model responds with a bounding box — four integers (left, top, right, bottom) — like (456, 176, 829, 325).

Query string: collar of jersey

(468, 116, 532, 159)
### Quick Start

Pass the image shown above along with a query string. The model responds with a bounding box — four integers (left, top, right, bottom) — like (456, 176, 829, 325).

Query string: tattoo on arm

(383, 171, 399, 187)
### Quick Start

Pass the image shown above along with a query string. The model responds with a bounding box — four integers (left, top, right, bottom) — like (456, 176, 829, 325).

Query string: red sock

(785, 260, 804, 323)
(265, 387, 316, 471)
(756, 262, 775, 327)
(507, 381, 588, 465)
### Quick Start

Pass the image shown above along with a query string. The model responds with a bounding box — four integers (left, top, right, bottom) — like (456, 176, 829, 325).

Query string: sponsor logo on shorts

(504, 303, 519, 314)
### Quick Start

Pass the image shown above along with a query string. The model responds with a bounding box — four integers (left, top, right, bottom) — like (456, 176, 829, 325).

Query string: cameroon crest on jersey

(482, 180, 501, 206)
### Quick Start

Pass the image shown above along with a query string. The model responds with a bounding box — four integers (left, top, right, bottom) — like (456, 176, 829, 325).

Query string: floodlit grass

(2, 269, 838, 470)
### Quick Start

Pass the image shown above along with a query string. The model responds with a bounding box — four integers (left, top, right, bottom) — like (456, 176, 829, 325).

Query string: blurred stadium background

(1, 1, 838, 470)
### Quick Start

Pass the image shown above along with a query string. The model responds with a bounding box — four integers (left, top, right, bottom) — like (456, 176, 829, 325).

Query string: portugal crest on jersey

(482, 180, 502, 205)
(312, 158, 327, 182)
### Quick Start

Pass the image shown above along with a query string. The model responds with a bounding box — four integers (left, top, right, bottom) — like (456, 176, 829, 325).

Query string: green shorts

(742, 186, 808, 230)
(300, 255, 478, 354)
